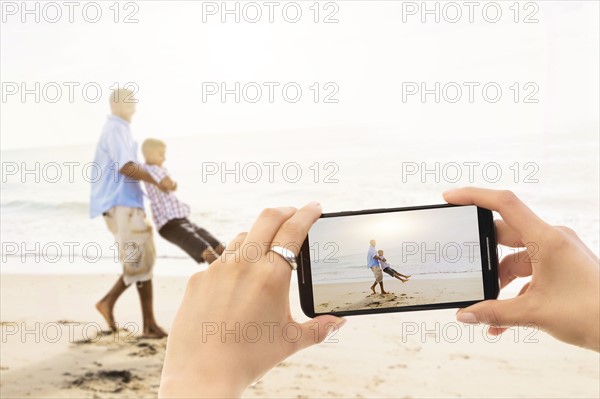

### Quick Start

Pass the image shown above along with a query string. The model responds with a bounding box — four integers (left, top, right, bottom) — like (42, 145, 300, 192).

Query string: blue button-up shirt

(89, 115, 144, 218)
(367, 245, 379, 267)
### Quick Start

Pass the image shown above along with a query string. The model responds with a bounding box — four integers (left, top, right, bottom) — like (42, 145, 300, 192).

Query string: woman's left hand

(159, 202, 346, 398)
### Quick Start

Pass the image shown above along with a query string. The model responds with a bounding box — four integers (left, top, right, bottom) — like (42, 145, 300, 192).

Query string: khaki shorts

(104, 206, 156, 286)
(371, 266, 383, 283)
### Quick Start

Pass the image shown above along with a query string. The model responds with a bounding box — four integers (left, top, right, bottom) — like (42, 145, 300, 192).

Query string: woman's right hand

(444, 187, 600, 352)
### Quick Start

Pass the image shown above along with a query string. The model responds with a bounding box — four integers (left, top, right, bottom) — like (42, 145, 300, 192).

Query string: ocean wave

(1, 200, 89, 214)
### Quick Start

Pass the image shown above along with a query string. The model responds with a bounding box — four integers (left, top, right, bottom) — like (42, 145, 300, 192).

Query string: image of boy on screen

(377, 250, 411, 283)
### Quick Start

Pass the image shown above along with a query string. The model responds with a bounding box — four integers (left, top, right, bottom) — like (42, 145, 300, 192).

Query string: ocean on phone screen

(311, 249, 483, 285)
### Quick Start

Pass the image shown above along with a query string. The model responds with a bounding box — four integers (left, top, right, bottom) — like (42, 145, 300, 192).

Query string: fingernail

(457, 312, 479, 324)
(443, 188, 456, 195)
(335, 317, 347, 327)
(308, 201, 321, 207)
(326, 318, 347, 335)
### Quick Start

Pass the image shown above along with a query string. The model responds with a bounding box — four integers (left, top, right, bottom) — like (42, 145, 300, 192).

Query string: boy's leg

(191, 223, 225, 256)
(160, 219, 216, 264)
(389, 267, 410, 279)
(96, 276, 129, 331)
(136, 279, 167, 338)
(370, 281, 377, 294)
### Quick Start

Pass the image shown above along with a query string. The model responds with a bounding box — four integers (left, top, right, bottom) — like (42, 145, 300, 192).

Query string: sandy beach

(1, 273, 599, 398)
(314, 275, 483, 313)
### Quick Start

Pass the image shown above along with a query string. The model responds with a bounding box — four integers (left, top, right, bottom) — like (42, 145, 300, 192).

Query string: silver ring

(269, 246, 297, 270)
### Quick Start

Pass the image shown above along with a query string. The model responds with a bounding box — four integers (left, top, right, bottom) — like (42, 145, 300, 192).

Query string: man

(367, 239, 387, 294)
(90, 88, 168, 338)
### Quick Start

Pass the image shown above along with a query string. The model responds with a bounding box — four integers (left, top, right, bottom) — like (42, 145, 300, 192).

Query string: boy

(378, 250, 411, 283)
(141, 139, 224, 263)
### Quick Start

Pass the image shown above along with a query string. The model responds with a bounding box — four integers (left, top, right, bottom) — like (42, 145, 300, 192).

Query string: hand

(444, 187, 600, 352)
(158, 177, 177, 192)
(159, 202, 346, 398)
(157, 179, 171, 193)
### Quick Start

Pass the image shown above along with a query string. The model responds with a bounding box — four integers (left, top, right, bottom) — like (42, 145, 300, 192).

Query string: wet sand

(313, 275, 484, 313)
(1, 273, 599, 398)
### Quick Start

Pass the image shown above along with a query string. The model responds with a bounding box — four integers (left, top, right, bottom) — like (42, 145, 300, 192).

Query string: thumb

(456, 297, 529, 328)
(295, 315, 347, 352)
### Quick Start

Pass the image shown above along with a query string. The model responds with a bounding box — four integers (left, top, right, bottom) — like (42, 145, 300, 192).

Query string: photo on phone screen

(298, 204, 499, 317)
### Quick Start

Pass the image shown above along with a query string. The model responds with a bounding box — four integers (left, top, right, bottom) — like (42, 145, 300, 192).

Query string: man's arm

(119, 162, 169, 191)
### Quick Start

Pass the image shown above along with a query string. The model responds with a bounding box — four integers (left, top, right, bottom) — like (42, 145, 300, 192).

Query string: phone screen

(307, 205, 487, 313)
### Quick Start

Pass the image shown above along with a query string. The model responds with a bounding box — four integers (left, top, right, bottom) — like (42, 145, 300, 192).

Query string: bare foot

(143, 324, 168, 339)
(370, 286, 376, 295)
(381, 290, 389, 295)
(95, 301, 117, 332)
(213, 243, 225, 256)
(201, 248, 219, 264)
(401, 279, 408, 283)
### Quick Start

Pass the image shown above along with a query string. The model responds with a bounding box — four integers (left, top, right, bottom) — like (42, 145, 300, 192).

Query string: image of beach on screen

(309, 206, 486, 313)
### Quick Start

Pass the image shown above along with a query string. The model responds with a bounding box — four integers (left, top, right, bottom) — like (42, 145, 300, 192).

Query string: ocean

(311, 249, 483, 285)
(1, 128, 598, 294)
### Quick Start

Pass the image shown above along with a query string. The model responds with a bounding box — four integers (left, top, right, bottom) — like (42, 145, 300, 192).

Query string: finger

(456, 297, 529, 328)
(293, 316, 346, 353)
(266, 202, 322, 285)
(225, 232, 246, 252)
(244, 207, 297, 254)
(271, 202, 323, 257)
(518, 281, 531, 296)
(214, 232, 247, 265)
(495, 220, 524, 248)
(498, 250, 532, 289)
(483, 279, 530, 335)
(487, 326, 508, 336)
(443, 187, 547, 239)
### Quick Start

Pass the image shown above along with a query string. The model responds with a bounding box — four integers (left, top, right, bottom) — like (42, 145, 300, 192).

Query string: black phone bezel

(297, 204, 499, 318)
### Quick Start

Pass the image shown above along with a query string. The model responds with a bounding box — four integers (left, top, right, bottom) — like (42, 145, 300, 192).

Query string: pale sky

(308, 205, 479, 258)
(1, 2, 598, 149)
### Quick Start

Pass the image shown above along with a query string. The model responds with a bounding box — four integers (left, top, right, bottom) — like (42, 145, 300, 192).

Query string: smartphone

(297, 204, 499, 317)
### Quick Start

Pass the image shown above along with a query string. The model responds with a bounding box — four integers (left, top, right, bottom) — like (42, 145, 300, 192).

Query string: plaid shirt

(143, 164, 190, 230)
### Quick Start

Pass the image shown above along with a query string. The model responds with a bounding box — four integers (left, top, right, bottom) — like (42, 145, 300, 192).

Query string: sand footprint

(129, 342, 159, 357)
(67, 369, 143, 393)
